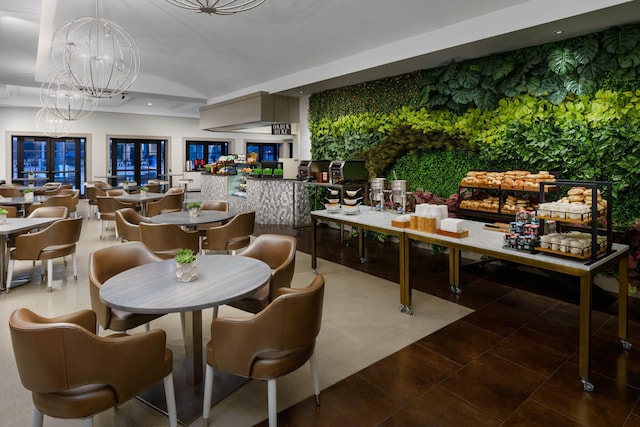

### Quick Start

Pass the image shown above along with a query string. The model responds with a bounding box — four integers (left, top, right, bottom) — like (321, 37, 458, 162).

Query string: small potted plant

(0, 207, 7, 224)
(121, 179, 130, 190)
(23, 187, 34, 201)
(175, 248, 198, 282)
(187, 201, 201, 217)
(252, 168, 262, 178)
(273, 168, 284, 179)
(263, 168, 273, 177)
(139, 185, 149, 197)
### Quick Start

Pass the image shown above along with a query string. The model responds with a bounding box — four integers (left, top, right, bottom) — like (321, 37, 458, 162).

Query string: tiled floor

(262, 223, 640, 427)
(2, 199, 638, 426)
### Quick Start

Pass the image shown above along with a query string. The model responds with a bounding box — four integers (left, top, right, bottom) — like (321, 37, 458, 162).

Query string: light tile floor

(0, 200, 471, 426)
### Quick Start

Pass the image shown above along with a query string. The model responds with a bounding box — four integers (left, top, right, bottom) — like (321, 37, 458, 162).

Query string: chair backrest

(115, 208, 150, 242)
(146, 191, 184, 217)
(211, 274, 325, 377)
(166, 187, 184, 195)
(28, 194, 73, 216)
(240, 234, 297, 300)
(106, 189, 127, 196)
(95, 181, 112, 190)
(139, 222, 200, 259)
(201, 200, 229, 212)
(89, 241, 162, 328)
(27, 206, 68, 218)
(13, 217, 82, 259)
(0, 187, 22, 197)
(86, 186, 106, 205)
(60, 189, 80, 214)
(144, 183, 161, 193)
(205, 211, 255, 251)
(0, 205, 18, 218)
(97, 196, 130, 218)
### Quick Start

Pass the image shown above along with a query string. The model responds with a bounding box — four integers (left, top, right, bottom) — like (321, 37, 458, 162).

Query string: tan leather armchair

(9, 308, 177, 427)
(201, 200, 229, 211)
(146, 188, 184, 217)
(115, 207, 151, 242)
(28, 194, 73, 217)
(203, 274, 325, 427)
(0, 205, 18, 217)
(27, 206, 68, 218)
(86, 185, 108, 219)
(60, 188, 80, 217)
(89, 241, 165, 332)
(144, 183, 162, 193)
(201, 210, 255, 254)
(96, 196, 136, 239)
(0, 187, 22, 197)
(6, 217, 83, 292)
(106, 188, 128, 196)
(228, 234, 297, 314)
(139, 222, 200, 259)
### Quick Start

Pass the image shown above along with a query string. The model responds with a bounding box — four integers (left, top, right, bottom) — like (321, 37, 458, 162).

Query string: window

(109, 138, 166, 186)
(246, 142, 280, 162)
(12, 135, 86, 194)
(186, 140, 229, 167)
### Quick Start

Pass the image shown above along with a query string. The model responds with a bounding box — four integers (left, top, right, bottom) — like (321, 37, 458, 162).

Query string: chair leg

(32, 406, 44, 427)
(268, 379, 277, 427)
(202, 364, 214, 426)
(99, 218, 104, 239)
(6, 260, 14, 293)
(81, 417, 93, 427)
(164, 373, 177, 427)
(47, 259, 53, 292)
(310, 352, 320, 405)
(72, 253, 78, 280)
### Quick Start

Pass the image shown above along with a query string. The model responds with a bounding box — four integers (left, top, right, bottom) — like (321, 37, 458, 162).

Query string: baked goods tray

(436, 229, 469, 238)
(535, 246, 605, 260)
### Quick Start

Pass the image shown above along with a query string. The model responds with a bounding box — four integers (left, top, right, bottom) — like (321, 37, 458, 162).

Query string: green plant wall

(308, 24, 640, 226)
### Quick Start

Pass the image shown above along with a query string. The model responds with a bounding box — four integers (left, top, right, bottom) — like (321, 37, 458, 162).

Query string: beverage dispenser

(369, 177, 386, 210)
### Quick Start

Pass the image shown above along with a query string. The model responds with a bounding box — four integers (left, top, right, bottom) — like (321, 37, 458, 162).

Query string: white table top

(115, 192, 166, 203)
(311, 208, 406, 234)
(100, 255, 271, 314)
(0, 217, 58, 235)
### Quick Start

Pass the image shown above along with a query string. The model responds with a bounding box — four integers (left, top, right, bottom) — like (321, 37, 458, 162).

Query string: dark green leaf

(574, 38, 599, 64)
(602, 26, 639, 55)
(548, 48, 578, 75)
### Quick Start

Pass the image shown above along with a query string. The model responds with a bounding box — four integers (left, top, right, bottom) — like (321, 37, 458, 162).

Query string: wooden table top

(100, 255, 271, 314)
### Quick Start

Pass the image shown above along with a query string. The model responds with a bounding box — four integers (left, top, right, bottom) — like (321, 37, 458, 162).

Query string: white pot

(176, 260, 198, 282)
(189, 208, 199, 217)
(0, 214, 6, 225)
(24, 192, 34, 201)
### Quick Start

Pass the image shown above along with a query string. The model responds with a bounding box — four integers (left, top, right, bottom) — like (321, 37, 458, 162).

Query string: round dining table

(150, 210, 235, 228)
(100, 254, 271, 423)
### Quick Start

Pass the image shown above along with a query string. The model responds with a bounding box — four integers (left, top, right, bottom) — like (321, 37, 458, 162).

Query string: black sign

(271, 123, 291, 135)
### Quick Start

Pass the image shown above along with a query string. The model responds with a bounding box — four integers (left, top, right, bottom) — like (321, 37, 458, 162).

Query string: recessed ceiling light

(147, 102, 153, 106)
(554, 30, 564, 35)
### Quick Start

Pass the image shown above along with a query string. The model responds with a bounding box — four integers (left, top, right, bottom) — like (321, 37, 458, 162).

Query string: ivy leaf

(574, 38, 599, 64)
(602, 26, 639, 55)
(619, 45, 640, 68)
(548, 48, 578, 75)
(457, 69, 481, 89)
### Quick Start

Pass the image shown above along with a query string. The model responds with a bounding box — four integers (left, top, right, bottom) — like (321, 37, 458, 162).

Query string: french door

(11, 135, 86, 192)
(109, 138, 166, 186)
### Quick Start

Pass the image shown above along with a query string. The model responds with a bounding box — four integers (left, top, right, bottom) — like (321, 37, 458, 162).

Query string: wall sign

(271, 123, 291, 135)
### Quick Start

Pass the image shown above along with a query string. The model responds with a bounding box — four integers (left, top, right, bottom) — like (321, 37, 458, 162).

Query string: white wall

(1, 106, 311, 183)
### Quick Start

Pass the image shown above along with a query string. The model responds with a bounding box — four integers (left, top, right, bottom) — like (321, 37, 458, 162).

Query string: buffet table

(310, 209, 631, 391)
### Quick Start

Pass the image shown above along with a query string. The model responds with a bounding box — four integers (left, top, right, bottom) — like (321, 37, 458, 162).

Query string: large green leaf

(619, 45, 640, 68)
(574, 38, 599, 64)
(602, 26, 639, 54)
(457, 69, 481, 89)
(564, 77, 597, 95)
(451, 88, 475, 104)
(548, 48, 578, 75)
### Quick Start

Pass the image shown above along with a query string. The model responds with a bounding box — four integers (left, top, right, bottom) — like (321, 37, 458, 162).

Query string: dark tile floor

(254, 224, 640, 426)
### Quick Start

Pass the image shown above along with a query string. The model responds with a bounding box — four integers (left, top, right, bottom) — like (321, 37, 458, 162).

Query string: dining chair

(227, 234, 297, 314)
(0, 187, 23, 197)
(89, 241, 166, 333)
(28, 194, 73, 217)
(0, 205, 18, 218)
(96, 196, 136, 239)
(106, 188, 128, 196)
(115, 208, 152, 242)
(144, 183, 162, 193)
(9, 307, 177, 427)
(196, 200, 230, 233)
(60, 188, 80, 217)
(203, 274, 325, 427)
(6, 216, 83, 292)
(86, 185, 108, 219)
(139, 222, 200, 259)
(201, 210, 255, 255)
(146, 188, 184, 217)
(27, 205, 68, 218)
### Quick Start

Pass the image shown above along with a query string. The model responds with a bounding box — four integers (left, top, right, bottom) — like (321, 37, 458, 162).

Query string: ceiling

(0, 0, 639, 119)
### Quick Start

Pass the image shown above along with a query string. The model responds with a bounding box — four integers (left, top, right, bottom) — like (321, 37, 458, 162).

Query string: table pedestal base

(138, 358, 247, 425)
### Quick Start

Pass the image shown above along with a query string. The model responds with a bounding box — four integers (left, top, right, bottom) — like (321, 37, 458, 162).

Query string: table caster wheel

(581, 378, 595, 392)
(399, 304, 413, 315)
(621, 339, 632, 350)
(312, 269, 318, 275)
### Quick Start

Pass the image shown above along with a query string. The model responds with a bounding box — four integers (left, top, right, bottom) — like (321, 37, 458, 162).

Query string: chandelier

(36, 108, 73, 138)
(40, 72, 97, 121)
(49, 0, 140, 99)
(164, 0, 266, 15)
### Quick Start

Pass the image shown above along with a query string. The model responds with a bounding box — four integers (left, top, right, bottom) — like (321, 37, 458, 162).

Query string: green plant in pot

(175, 248, 198, 282)
(273, 168, 283, 178)
(140, 186, 149, 192)
(23, 188, 34, 200)
(187, 202, 201, 217)
(263, 168, 273, 176)
(253, 168, 262, 177)
(0, 207, 7, 224)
